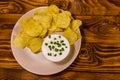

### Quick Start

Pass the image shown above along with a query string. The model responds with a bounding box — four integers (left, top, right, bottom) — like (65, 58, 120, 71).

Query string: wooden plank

(1, 69, 120, 80)
(0, 0, 120, 15)
(69, 0, 120, 16)
(48, 0, 120, 16)
(0, 0, 48, 14)
(0, 14, 120, 72)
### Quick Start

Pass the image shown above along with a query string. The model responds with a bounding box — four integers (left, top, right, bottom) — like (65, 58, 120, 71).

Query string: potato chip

(33, 15, 52, 29)
(34, 8, 47, 15)
(39, 28, 47, 38)
(27, 38, 43, 53)
(34, 5, 59, 15)
(71, 20, 82, 31)
(20, 17, 32, 29)
(48, 24, 57, 34)
(63, 11, 71, 17)
(64, 28, 77, 45)
(74, 30, 82, 39)
(13, 31, 31, 48)
(55, 28, 63, 32)
(46, 5, 59, 14)
(55, 11, 71, 29)
(51, 14, 57, 23)
(20, 18, 43, 37)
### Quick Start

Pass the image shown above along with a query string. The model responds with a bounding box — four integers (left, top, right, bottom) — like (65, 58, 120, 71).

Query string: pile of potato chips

(13, 5, 82, 53)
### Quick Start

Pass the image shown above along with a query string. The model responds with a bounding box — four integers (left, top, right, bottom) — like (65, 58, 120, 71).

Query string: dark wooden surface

(0, 0, 120, 80)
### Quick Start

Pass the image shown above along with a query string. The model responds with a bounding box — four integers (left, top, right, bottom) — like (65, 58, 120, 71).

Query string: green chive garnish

(61, 47, 64, 51)
(61, 40, 64, 43)
(54, 54, 57, 57)
(48, 45, 51, 48)
(52, 46, 55, 49)
(58, 44, 61, 47)
(54, 42, 57, 44)
(48, 45, 52, 50)
(49, 53, 52, 56)
(51, 41, 53, 44)
(62, 43, 65, 46)
(48, 53, 50, 56)
(55, 48, 58, 52)
(59, 49, 62, 51)
(59, 53, 62, 55)
(59, 36, 61, 38)
(45, 43, 48, 46)
(48, 35, 51, 38)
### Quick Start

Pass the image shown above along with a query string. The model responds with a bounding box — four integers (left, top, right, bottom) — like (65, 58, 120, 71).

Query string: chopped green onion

(57, 43, 60, 46)
(55, 48, 58, 52)
(62, 43, 65, 46)
(59, 36, 61, 38)
(48, 53, 52, 56)
(60, 40, 64, 43)
(45, 43, 48, 46)
(48, 45, 52, 50)
(54, 54, 57, 57)
(48, 53, 50, 56)
(48, 45, 51, 48)
(54, 42, 57, 44)
(61, 47, 64, 51)
(48, 35, 51, 38)
(50, 41, 53, 44)
(52, 46, 55, 49)
(58, 44, 61, 47)
(59, 49, 62, 51)
(59, 53, 62, 55)
(49, 53, 52, 56)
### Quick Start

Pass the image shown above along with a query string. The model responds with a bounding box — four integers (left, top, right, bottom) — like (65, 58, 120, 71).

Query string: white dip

(42, 34, 70, 62)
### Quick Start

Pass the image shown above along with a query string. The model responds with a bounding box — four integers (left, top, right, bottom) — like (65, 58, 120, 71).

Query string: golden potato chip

(64, 28, 77, 45)
(34, 5, 59, 15)
(20, 17, 32, 29)
(51, 14, 57, 23)
(74, 30, 82, 39)
(39, 28, 47, 38)
(55, 28, 63, 32)
(13, 32, 26, 48)
(63, 11, 71, 17)
(27, 38, 43, 53)
(13, 31, 31, 48)
(34, 8, 47, 15)
(55, 11, 71, 29)
(71, 20, 82, 31)
(20, 18, 43, 37)
(33, 15, 52, 29)
(46, 5, 59, 14)
(48, 25, 57, 34)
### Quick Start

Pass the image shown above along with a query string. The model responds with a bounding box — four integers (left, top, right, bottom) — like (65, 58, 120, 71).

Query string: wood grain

(0, 0, 120, 15)
(1, 69, 120, 80)
(69, 0, 120, 16)
(0, 0, 48, 14)
(0, 0, 120, 79)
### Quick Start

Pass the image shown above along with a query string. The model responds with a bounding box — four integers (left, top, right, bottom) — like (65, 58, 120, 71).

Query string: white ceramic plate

(11, 6, 81, 75)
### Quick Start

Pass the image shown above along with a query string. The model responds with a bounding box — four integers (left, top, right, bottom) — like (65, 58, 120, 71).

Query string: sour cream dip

(42, 34, 70, 62)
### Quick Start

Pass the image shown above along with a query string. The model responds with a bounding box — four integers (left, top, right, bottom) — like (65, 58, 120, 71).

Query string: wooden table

(0, 0, 120, 79)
